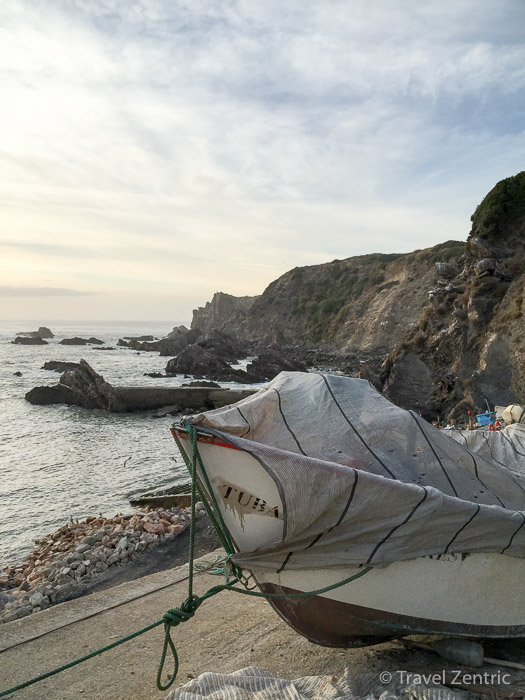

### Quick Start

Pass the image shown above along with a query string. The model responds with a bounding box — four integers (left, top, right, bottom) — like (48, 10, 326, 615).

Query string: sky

(1, 1, 524, 321)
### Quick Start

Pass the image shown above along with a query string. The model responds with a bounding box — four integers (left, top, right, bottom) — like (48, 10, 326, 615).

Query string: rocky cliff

(191, 172, 525, 420)
(382, 171, 525, 420)
(192, 242, 465, 356)
(191, 293, 257, 335)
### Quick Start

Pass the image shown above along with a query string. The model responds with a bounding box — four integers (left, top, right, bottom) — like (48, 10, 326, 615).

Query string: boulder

(196, 329, 246, 363)
(118, 326, 201, 355)
(26, 359, 126, 411)
(246, 349, 308, 381)
(17, 326, 54, 339)
(165, 344, 252, 383)
(13, 336, 48, 345)
(59, 337, 103, 345)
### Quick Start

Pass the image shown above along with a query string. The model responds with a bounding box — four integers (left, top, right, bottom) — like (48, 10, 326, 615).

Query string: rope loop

(157, 594, 205, 691)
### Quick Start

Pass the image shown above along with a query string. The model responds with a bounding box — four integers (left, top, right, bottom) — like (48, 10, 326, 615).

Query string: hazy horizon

(1, 1, 524, 321)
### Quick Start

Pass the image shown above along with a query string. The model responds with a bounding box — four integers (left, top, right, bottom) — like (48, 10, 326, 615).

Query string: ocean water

(0, 320, 256, 567)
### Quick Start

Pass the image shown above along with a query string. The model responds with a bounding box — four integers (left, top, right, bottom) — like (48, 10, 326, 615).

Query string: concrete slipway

(0, 549, 402, 699)
(2, 550, 524, 699)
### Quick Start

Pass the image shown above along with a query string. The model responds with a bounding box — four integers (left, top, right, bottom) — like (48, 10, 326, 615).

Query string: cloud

(0, 1, 524, 319)
(0, 286, 95, 297)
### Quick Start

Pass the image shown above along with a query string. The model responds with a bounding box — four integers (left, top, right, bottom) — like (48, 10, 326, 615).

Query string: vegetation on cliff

(470, 171, 525, 241)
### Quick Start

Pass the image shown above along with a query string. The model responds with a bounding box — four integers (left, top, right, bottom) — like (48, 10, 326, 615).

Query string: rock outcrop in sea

(16, 326, 54, 339)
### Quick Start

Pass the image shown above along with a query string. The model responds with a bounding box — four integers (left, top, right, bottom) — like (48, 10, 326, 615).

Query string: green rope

(0, 423, 372, 697)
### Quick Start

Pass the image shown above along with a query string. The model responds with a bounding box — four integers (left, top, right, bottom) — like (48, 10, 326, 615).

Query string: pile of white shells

(0, 505, 205, 623)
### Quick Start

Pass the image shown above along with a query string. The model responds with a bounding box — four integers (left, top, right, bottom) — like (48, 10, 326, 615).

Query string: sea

(0, 320, 256, 568)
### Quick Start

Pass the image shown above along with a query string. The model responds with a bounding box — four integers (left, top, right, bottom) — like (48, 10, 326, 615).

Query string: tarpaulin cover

(190, 372, 525, 570)
(165, 666, 471, 699)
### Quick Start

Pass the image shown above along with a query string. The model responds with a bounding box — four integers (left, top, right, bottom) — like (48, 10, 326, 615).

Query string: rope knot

(162, 595, 201, 628)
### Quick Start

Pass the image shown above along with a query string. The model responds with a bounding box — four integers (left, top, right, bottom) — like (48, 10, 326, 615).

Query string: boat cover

(189, 372, 525, 571)
(165, 665, 466, 699)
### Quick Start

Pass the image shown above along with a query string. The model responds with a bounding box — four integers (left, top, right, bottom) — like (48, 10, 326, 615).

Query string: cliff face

(382, 172, 525, 419)
(191, 293, 257, 335)
(192, 242, 465, 354)
(191, 172, 525, 420)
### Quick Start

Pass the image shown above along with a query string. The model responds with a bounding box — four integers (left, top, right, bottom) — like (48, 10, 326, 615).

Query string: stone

(143, 522, 165, 535)
(117, 536, 128, 551)
(29, 591, 45, 607)
(107, 552, 120, 566)
(75, 543, 91, 554)
(167, 524, 185, 535)
(0, 591, 15, 612)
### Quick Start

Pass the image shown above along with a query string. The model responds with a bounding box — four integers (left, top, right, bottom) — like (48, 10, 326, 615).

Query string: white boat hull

(173, 427, 525, 646)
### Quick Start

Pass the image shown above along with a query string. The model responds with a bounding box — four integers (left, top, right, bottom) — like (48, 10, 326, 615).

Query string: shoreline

(0, 506, 220, 623)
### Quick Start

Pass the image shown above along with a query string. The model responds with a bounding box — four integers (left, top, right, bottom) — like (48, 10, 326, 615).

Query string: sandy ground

(0, 549, 401, 700)
(2, 539, 525, 699)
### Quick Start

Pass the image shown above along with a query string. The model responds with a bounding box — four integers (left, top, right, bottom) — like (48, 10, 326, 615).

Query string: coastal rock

(17, 326, 54, 339)
(117, 326, 202, 355)
(165, 344, 243, 381)
(60, 337, 104, 345)
(123, 335, 155, 341)
(196, 329, 246, 363)
(182, 380, 221, 388)
(246, 348, 308, 381)
(41, 361, 82, 373)
(192, 292, 257, 335)
(13, 336, 48, 345)
(26, 360, 126, 411)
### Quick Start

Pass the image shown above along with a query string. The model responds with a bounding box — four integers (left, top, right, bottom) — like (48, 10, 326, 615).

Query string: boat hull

(173, 427, 525, 646)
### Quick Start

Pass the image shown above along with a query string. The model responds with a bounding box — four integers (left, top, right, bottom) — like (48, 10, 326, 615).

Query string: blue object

(476, 412, 495, 427)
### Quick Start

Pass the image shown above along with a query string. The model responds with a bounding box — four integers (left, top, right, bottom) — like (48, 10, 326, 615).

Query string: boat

(171, 372, 525, 647)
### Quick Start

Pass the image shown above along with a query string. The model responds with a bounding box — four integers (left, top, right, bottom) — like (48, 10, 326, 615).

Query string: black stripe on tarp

(321, 374, 397, 479)
(237, 407, 251, 438)
(443, 504, 481, 554)
(276, 551, 294, 573)
(272, 388, 306, 456)
(409, 412, 459, 497)
(500, 430, 525, 460)
(501, 513, 525, 554)
(305, 470, 360, 550)
(456, 431, 505, 508)
(482, 434, 525, 494)
(366, 487, 428, 565)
